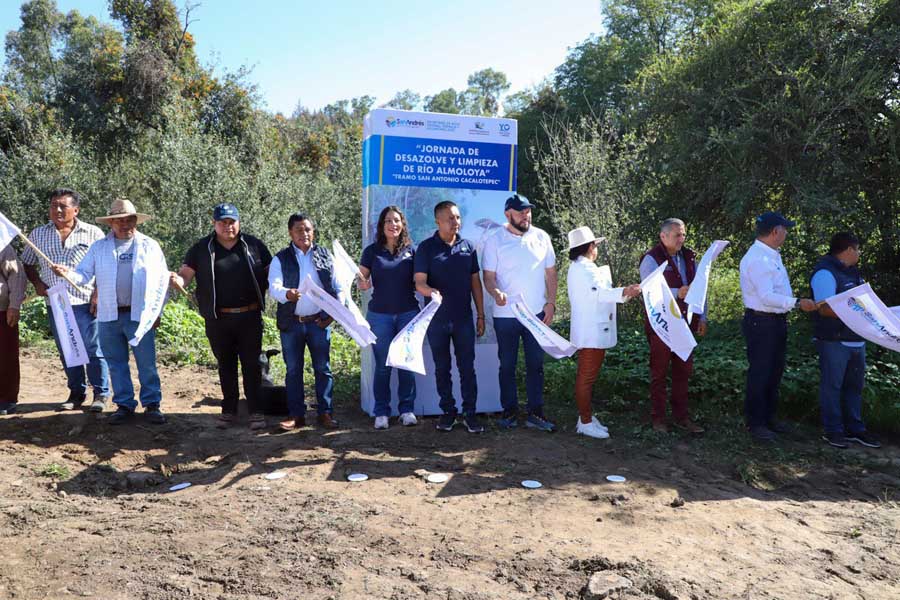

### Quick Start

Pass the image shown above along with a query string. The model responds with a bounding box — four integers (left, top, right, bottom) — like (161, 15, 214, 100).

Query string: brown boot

(317, 413, 339, 429)
(674, 418, 705, 435)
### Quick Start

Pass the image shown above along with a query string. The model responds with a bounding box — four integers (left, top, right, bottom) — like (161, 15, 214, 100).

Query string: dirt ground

(1, 351, 899, 600)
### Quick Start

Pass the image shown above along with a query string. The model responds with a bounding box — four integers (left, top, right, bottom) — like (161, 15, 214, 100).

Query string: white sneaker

(399, 412, 418, 426)
(591, 416, 609, 433)
(576, 419, 610, 439)
(374, 416, 389, 429)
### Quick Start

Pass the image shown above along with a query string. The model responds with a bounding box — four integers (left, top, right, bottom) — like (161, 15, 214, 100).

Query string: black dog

(258, 349, 289, 416)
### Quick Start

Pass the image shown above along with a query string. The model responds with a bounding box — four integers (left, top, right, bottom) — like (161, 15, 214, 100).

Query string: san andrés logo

(648, 303, 670, 332)
(847, 296, 900, 344)
(385, 117, 424, 128)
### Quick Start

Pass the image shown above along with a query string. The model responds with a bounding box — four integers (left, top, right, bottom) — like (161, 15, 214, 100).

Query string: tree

(383, 89, 420, 111)
(461, 67, 509, 116)
(424, 88, 461, 114)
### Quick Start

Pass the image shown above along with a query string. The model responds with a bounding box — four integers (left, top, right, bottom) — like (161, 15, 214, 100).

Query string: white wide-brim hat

(96, 198, 151, 225)
(567, 226, 605, 250)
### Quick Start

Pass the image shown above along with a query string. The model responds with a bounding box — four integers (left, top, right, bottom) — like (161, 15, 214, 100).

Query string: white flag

(331, 239, 371, 329)
(641, 263, 697, 361)
(298, 275, 376, 347)
(47, 283, 90, 368)
(0, 210, 22, 251)
(824, 283, 900, 352)
(684, 240, 729, 322)
(130, 238, 169, 347)
(386, 292, 441, 374)
(510, 295, 576, 359)
(891, 306, 900, 319)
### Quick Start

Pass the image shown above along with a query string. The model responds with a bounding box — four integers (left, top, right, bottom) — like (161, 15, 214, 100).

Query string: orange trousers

(575, 349, 606, 423)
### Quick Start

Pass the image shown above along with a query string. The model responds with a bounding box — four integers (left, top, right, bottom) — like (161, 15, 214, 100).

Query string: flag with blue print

(510, 294, 576, 359)
(641, 262, 697, 361)
(386, 292, 442, 374)
(47, 283, 90, 368)
(825, 283, 900, 353)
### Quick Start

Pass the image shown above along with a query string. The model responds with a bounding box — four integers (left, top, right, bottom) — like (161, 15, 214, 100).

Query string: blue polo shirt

(413, 231, 479, 321)
(360, 242, 418, 314)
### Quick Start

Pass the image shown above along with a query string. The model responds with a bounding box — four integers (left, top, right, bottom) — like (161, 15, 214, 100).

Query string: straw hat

(567, 226, 605, 250)
(96, 198, 151, 225)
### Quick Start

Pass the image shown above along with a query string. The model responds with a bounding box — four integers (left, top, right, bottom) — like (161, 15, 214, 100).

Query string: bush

(18, 297, 51, 346)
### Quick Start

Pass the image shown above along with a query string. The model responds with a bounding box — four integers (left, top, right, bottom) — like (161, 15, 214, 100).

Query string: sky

(0, 0, 603, 114)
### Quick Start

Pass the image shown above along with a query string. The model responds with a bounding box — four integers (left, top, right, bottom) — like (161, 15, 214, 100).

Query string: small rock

(126, 472, 160, 489)
(584, 571, 632, 599)
(670, 496, 685, 508)
(58, 490, 67, 498)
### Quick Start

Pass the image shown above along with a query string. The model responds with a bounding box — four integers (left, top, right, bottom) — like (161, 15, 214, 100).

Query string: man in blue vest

(268, 213, 340, 431)
(810, 232, 880, 449)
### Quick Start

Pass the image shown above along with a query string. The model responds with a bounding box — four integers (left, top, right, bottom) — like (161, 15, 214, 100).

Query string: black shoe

(767, 420, 795, 434)
(144, 404, 167, 425)
(57, 391, 87, 411)
(846, 432, 881, 449)
(463, 413, 484, 434)
(822, 432, 849, 449)
(108, 406, 134, 425)
(749, 425, 776, 442)
(436, 413, 456, 432)
(0, 402, 17, 415)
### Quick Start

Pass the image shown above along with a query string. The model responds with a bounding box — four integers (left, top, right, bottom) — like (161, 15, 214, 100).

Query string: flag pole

(17, 233, 91, 296)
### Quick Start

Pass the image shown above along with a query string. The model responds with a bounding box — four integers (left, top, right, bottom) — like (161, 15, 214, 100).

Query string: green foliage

(18, 296, 50, 345)
(542, 318, 900, 435)
(36, 462, 70, 479)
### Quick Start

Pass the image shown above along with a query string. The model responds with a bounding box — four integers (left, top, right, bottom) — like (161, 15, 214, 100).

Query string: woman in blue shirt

(359, 205, 419, 429)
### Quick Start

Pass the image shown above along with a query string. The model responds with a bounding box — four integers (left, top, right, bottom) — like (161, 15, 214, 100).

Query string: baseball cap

(213, 203, 239, 221)
(755, 211, 795, 230)
(504, 194, 535, 211)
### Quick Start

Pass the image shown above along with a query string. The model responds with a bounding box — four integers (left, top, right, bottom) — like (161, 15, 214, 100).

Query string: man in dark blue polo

(414, 200, 486, 433)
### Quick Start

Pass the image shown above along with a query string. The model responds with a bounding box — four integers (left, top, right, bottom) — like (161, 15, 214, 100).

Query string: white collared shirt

(739, 240, 796, 313)
(268, 244, 326, 317)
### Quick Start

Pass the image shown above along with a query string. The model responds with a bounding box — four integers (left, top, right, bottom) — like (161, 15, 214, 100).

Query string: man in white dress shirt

(268, 213, 341, 431)
(739, 211, 817, 442)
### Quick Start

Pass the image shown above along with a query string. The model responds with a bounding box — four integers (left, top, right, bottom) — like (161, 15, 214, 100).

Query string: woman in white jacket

(566, 226, 641, 438)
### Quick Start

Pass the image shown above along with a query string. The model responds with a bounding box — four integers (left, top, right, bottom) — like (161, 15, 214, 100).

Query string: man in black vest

(171, 203, 272, 430)
(268, 213, 340, 431)
(810, 232, 880, 449)
(638, 218, 706, 434)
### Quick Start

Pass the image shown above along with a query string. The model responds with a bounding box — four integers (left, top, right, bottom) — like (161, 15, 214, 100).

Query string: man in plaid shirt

(22, 188, 111, 412)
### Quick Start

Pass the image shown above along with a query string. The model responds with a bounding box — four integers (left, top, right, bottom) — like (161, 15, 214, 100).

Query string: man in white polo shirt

(482, 194, 558, 432)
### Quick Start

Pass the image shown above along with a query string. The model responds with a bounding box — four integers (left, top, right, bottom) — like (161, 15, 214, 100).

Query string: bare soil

(1, 351, 899, 600)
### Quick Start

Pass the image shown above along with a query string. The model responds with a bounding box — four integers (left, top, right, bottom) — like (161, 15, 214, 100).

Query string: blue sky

(0, 1, 603, 114)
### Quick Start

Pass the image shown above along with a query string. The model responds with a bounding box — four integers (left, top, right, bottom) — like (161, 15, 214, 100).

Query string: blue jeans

(426, 317, 477, 416)
(280, 320, 333, 417)
(817, 341, 866, 435)
(98, 312, 161, 411)
(494, 315, 545, 416)
(742, 312, 787, 428)
(48, 302, 110, 397)
(368, 309, 418, 417)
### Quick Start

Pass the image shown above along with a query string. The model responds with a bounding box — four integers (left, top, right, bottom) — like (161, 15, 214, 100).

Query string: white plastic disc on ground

(264, 471, 287, 480)
(521, 480, 542, 489)
(347, 473, 369, 482)
(169, 482, 191, 492)
(606, 475, 627, 483)
(426, 473, 449, 484)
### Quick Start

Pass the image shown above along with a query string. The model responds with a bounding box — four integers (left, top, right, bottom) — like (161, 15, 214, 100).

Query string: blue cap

(755, 211, 795, 231)
(504, 194, 535, 211)
(213, 203, 239, 221)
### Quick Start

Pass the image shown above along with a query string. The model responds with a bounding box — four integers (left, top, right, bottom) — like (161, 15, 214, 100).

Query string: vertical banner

(361, 109, 517, 415)
(684, 240, 730, 322)
(47, 283, 90, 368)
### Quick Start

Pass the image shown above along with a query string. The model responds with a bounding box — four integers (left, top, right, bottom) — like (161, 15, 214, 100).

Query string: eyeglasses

(50, 202, 76, 210)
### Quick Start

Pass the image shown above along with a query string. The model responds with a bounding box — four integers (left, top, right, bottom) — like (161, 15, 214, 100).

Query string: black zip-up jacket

(185, 232, 271, 320)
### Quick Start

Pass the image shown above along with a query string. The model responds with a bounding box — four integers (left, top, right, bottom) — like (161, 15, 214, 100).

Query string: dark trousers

(0, 312, 19, 405)
(280, 319, 333, 417)
(427, 317, 477, 416)
(495, 314, 546, 416)
(817, 341, 866, 435)
(646, 327, 693, 424)
(742, 312, 787, 428)
(205, 311, 264, 415)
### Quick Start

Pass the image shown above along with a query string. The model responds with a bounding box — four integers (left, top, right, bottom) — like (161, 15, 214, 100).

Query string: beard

(509, 219, 530, 233)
